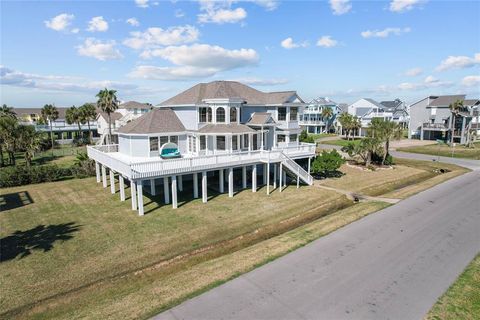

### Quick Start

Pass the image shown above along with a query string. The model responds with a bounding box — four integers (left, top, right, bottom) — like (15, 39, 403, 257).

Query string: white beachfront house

(299, 97, 341, 134)
(346, 98, 394, 136)
(87, 81, 316, 215)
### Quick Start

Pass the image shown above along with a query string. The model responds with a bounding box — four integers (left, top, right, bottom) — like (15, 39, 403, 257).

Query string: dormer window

(230, 107, 237, 122)
(199, 107, 212, 123)
(216, 107, 225, 123)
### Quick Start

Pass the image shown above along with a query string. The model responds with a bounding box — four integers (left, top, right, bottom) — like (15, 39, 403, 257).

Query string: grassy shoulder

(397, 142, 480, 160)
(1, 145, 85, 168)
(426, 254, 480, 320)
(320, 138, 362, 147)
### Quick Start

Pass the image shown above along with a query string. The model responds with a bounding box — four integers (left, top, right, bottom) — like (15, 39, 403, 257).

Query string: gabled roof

(463, 99, 480, 106)
(246, 112, 276, 126)
(117, 108, 185, 134)
(120, 101, 151, 109)
(428, 95, 466, 107)
(159, 81, 303, 106)
(14, 107, 70, 120)
(380, 99, 403, 111)
(309, 97, 337, 105)
(338, 103, 349, 113)
(197, 123, 256, 134)
(362, 98, 384, 109)
(96, 110, 123, 122)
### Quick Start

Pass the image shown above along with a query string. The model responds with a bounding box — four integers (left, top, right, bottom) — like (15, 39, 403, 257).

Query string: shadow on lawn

(0, 222, 81, 262)
(0, 191, 34, 211)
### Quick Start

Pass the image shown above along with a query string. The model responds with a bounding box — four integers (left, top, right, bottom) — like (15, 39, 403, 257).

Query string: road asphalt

(155, 153, 480, 320)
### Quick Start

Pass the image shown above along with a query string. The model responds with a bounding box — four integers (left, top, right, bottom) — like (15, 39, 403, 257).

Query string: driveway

(155, 155, 480, 320)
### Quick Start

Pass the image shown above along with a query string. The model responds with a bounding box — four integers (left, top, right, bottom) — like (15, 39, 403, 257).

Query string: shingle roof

(97, 110, 123, 122)
(246, 112, 276, 126)
(463, 99, 480, 106)
(338, 103, 349, 113)
(197, 123, 256, 134)
(428, 95, 466, 107)
(14, 107, 70, 119)
(120, 101, 151, 109)
(117, 108, 185, 134)
(363, 98, 384, 109)
(160, 81, 302, 106)
(309, 97, 337, 105)
(380, 99, 403, 111)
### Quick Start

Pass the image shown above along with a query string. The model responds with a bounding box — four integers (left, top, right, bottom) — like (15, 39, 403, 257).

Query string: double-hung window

(149, 137, 159, 152)
(216, 136, 226, 150)
(278, 107, 287, 121)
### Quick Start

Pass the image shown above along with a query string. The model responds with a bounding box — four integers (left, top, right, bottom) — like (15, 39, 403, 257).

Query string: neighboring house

(14, 107, 98, 144)
(380, 98, 409, 128)
(299, 97, 340, 134)
(87, 81, 316, 215)
(464, 99, 480, 137)
(408, 94, 478, 144)
(96, 101, 151, 144)
(347, 98, 394, 136)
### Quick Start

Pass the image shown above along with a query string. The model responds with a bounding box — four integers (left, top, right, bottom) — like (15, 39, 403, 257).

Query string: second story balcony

(422, 123, 448, 130)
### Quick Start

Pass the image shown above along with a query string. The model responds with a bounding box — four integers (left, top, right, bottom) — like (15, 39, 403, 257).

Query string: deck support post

(297, 167, 300, 189)
(228, 167, 233, 197)
(150, 179, 156, 196)
(308, 157, 311, 174)
(263, 163, 267, 185)
(273, 163, 277, 189)
(137, 181, 144, 216)
(252, 165, 257, 192)
(101, 165, 107, 188)
(178, 175, 183, 192)
(95, 162, 101, 183)
(266, 163, 270, 195)
(131, 180, 137, 210)
(119, 175, 125, 201)
(219, 169, 224, 193)
(163, 177, 170, 204)
(202, 171, 208, 203)
(193, 173, 199, 198)
(109, 170, 115, 194)
(279, 163, 283, 192)
(171, 176, 178, 209)
(283, 170, 287, 188)
(242, 166, 247, 189)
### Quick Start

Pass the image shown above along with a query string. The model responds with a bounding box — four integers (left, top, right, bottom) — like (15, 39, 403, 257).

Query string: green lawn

(397, 142, 480, 160)
(426, 254, 480, 320)
(2, 145, 86, 168)
(320, 138, 362, 147)
(308, 133, 337, 141)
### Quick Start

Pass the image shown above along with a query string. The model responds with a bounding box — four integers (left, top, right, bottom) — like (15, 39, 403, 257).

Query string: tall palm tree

(17, 125, 43, 167)
(41, 104, 59, 153)
(79, 103, 97, 144)
(65, 106, 84, 141)
(321, 106, 334, 133)
(1, 104, 17, 118)
(338, 112, 353, 140)
(351, 116, 361, 140)
(449, 100, 464, 145)
(96, 88, 119, 144)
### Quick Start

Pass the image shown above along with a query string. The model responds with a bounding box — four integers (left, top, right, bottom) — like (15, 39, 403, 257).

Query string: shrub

(311, 149, 345, 178)
(0, 165, 72, 187)
(299, 130, 315, 143)
(72, 152, 96, 178)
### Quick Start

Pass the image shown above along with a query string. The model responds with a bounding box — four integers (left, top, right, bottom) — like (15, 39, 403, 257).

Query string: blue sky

(1, 0, 479, 107)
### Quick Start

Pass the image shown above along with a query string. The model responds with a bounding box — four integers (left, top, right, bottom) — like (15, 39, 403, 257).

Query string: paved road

(155, 155, 480, 320)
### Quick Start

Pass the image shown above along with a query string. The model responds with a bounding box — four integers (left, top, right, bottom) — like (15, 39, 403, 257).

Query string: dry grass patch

(397, 142, 480, 160)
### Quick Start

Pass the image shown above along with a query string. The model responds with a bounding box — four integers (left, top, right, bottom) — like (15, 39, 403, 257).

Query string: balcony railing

(422, 123, 448, 130)
(299, 120, 326, 125)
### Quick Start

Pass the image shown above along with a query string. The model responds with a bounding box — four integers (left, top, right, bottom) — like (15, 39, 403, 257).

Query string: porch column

(109, 170, 115, 194)
(219, 169, 224, 193)
(178, 175, 183, 192)
(283, 170, 287, 187)
(171, 176, 178, 209)
(308, 157, 311, 174)
(263, 163, 267, 185)
(119, 175, 125, 201)
(461, 117, 466, 144)
(279, 163, 283, 192)
(163, 177, 170, 204)
(297, 167, 300, 189)
(102, 165, 107, 188)
(273, 163, 277, 188)
(202, 171, 208, 203)
(131, 180, 137, 210)
(252, 165, 257, 192)
(228, 167, 234, 197)
(150, 178, 156, 196)
(420, 127, 424, 140)
(266, 163, 270, 195)
(95, 162, 101, 183)
(137, 180, 144, 216)
(260, 126, 264, 150)
(248, 133, 252, 152)
(193, 173, 199, 198)
(242, 166, 247, 188)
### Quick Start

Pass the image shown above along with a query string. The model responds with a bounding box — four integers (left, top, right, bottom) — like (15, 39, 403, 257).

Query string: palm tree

(0, 116, 19, 165)
(96, 88, 119, 144)
(338, 112, 353, 140)
(1, 104, 17, 118)
(41, 104, 59, 153)
(79, 103, 97, 144)
(351, 116, 361, 140)
(321, 106, 334, 133)
(449, 100, 464, 145)
(66, 106, 84, 141)
(17, 125, 43, 167)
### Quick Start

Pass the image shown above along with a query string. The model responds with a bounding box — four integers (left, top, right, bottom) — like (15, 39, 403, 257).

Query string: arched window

(230, 107, 237, 123)
(199, 107, 212, 123)
(216, 107, 225, 123)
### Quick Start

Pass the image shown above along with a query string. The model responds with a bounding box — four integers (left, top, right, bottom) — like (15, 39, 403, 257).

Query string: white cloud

(389, 0, 425, 13)
(175, 9, 185, 18)
(461, 75, 480, 87)
(71, 28, 80, 34)
(404, 67, 423, 76)
(123, 25, 199, 49)
(281, 37, 308, 49)
(249, 0, 279, 11)
(126, 17, 140, 27)
(44, 13, 75, 32)
(229, 77, 288, 86)
(329, 0, 351, 15)
(87, 16, 109, 32)
(198, 1, 247, 24)
(361, 27, 411, 38)
(316, 36, 338, 48)
(135, 0, 149, 8)
(76, 38, 123, 61)
(436, 53, 480, 71)
(398, 75, 453, 91)
(130, 44, 259, 80)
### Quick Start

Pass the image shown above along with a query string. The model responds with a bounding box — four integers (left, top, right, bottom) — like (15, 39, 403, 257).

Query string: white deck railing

(87, 143, 316, 180)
